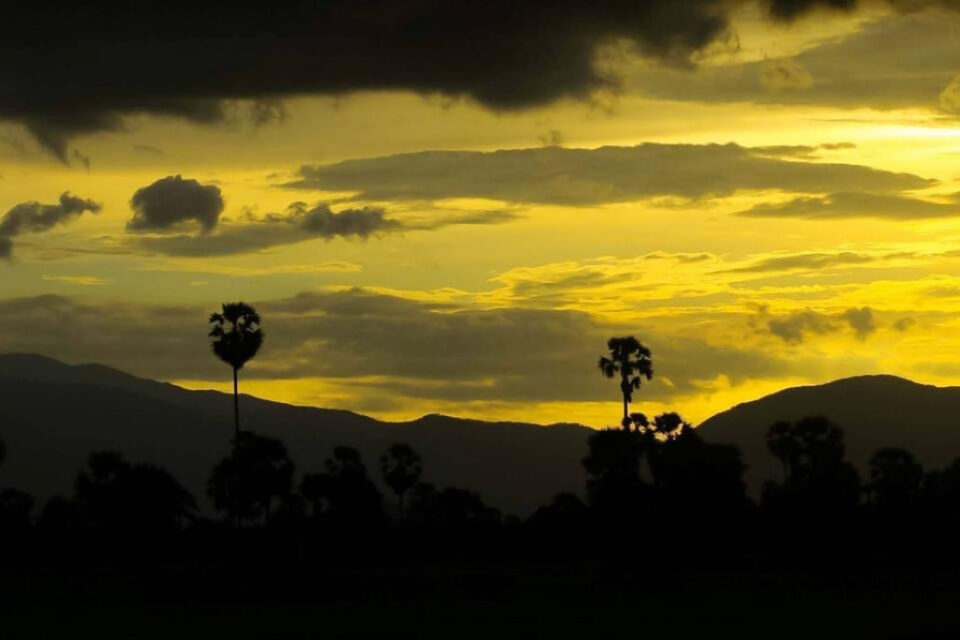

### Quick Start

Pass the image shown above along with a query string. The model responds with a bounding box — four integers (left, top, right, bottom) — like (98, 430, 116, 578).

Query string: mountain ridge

(6, 352, 960, 510)
(0, 353, 592, 516)
(699, 373, 960, 493)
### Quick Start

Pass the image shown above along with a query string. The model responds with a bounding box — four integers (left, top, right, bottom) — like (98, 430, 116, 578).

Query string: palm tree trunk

(233, 366, 240, 439)
(620, 373, 630, 429)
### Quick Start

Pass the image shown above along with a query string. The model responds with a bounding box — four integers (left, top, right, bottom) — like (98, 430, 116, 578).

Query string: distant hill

(699, 375, 960, 493)
(0, 354, 591, 516)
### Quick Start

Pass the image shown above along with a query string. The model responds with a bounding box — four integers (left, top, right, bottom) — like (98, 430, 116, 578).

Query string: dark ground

(4, 564, 960, 639)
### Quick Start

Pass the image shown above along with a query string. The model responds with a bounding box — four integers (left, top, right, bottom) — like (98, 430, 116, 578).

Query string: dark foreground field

(4, 563, 960, 639)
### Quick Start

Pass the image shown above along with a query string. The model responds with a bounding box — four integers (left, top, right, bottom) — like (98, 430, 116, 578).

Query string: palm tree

(598, 336, 653, 430)
(209, 302, 264, 439)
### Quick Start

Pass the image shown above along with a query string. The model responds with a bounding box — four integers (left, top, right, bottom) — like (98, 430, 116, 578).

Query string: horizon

(3, 2, 960, 427)
(2, 349, 952, 428)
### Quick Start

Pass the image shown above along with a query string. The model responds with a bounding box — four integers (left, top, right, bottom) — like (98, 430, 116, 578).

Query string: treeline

(3, 412, 960, 576)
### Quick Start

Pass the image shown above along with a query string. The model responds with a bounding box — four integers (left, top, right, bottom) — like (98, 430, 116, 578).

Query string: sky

(3, 0, 960, 427)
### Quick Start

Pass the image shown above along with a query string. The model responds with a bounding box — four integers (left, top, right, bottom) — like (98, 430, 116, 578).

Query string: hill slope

(0, 354, 591, 515)
(699, 375, 960, 493)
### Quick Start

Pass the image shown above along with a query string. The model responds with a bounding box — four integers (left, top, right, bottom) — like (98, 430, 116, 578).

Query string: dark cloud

(292, 202, 397, 237)
(765, 306, 880, 343)
(767, 309, 836, 343)
(136, 203, 396, 256)
(0, 1, 916, 159)
(288, 143, 933, 205)
(128, 175, 224, 233)
(894, 317, 916, 331)
(630, 8, 960, 112)
(70, 149, 91, 171)
(767, 0, 857, 21)
(0, 192, 101, 259)
(737, 192, 960, 220)
(133, 202, 515, 257)
(249, 99, 287, 127)
(843, 306, 877, 340)
(16, 99, 226, 163)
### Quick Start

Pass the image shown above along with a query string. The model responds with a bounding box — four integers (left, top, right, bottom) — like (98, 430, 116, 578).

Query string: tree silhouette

(301, 446, 383, 532)
(208, 432, 293, 527)
(209, 302, 264, 439)
(407, 482, 499, 530)
(867, 448, 923, 514)
(74, 451, 196, 536)
(762, 416, 860, 528)
(647, 423, 746, 521)
(598, 336, 653, 429)
(582, 427, 649, 525)
(325, 446, 383, 523)
(528, 492, 590, 543)
(380, 443, 422, 516)
(766, 416, 846, 483)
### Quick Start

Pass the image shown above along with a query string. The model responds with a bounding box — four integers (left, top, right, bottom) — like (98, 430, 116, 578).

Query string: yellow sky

(3, 5, 960, 427)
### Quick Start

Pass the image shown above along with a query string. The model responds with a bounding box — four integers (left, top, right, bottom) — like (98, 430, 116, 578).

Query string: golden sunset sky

(3, 2, 960, 426)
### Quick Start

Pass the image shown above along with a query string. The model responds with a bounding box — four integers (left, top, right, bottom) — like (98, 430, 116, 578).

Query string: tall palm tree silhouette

(598, 336, 653, 429)
(209, 302, 264, 439)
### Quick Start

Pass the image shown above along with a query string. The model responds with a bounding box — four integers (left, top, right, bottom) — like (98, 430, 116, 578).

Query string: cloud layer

(631, 7, 960, 113)
(738, 192, 960, 220)
(289, 143, 933, 205)
(0, 289, 790, 409)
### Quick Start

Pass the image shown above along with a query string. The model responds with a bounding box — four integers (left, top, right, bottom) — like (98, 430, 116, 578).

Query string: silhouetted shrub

(208, 432, 294, 527)
(75, 451, 196, 540)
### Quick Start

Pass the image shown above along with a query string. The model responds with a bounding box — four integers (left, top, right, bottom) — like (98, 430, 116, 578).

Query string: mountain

(699, 375, 960, 493)
(0, 354, 591, 516)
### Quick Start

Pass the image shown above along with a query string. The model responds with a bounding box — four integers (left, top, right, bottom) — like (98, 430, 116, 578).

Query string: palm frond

(597, 356, 616, 378)
(209, 302, 265, 369)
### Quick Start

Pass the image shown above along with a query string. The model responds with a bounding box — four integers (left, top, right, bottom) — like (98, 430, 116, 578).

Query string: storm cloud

(128, 176, 224, 233)
(0, 192, 101, 259)
(0, 0, 925, 160)
(288, 143, 933, 206)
